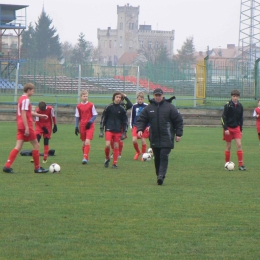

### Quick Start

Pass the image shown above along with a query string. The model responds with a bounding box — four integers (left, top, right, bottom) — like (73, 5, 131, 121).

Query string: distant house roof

(118, 52, 139, 65)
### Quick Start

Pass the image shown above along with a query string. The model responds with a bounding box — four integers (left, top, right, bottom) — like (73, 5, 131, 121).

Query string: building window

(120, 36, 122, 48)
(149, 41, 152, 49)
(109, 40, 112, 48)
(120, 22, 123, 30)
(114, 40, 117, 48)
(129, 23, 134, 30)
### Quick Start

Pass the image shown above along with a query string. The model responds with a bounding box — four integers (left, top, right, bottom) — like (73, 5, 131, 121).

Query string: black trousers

(152, 147, 171, 178)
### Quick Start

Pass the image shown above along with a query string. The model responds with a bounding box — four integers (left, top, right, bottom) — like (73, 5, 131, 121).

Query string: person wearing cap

(221, 89, 246, 170)
(136, 88, 183, 185)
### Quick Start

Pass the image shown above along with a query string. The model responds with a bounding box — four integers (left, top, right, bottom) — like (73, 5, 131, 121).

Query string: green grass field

(0, 123, 260, 259)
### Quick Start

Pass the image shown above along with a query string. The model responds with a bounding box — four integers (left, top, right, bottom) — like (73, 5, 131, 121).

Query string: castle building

(97, 3, 174, 65)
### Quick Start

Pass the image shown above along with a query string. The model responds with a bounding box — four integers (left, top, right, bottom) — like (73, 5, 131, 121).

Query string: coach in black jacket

(136, 88, 183, 185)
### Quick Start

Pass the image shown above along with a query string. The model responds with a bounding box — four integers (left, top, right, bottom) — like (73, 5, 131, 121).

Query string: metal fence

(1, 58, 260, 102)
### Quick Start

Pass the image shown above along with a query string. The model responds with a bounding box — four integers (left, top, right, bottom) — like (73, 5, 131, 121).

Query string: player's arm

(21, 110, 29, 136)
(136, 107, 149, 136)
(123, 95, 133, 110)
(75, 107, 80, 135)
(129, 105, 135, 129)
(240, 105, 244, 132)
(99, 106, 108, 137)
(221, 104, 228, 131)
(86, 105, 98, 129)
(32, 111, 48, 119)
(51, 107, 58, 133)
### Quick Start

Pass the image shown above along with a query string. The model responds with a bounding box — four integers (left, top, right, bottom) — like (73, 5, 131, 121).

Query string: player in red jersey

(253, 98, 260, 145)
(3, 83, 49, 174)
(221, 89, 246, 171)
(75, 90, 98, 164)
(33, 101, 57, 163)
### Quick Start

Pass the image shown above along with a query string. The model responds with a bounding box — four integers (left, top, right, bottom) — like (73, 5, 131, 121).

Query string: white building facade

(97, 4, 174, 65)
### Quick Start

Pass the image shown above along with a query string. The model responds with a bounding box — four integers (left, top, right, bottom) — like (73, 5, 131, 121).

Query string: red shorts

(105, 131, 122, 143)
(35, 126, 52, 139)
(17, 128, 37, 142)
(80, 125, 95, 141)
(132, 126, 150, 139)
(223, 126, 242, 142)
(256, 121, 260, 133)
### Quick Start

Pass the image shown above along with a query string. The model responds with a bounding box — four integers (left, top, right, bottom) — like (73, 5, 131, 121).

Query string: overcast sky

(2, 0, 240, 53)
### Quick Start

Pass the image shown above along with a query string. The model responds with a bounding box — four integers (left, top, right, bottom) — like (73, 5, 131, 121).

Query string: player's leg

(31, 133, 42, 163)
(43, 137, 50, 163)
(234, 138, 245, 170)
(152, 147, 160, 177)
(112, 133, 121, 168)
(82, 139, 91, 164)
(225, 141, 232, 163)
(118, 140, 123, 158)
(110, 139, 114, 158)
(84, 124, 95, 163)
(132, 126, 141, 160)
(30, 139, 48, 173)
(3, 139, 24, 173)
(141, 138, 147, 161)
(104, 132, 112, 167)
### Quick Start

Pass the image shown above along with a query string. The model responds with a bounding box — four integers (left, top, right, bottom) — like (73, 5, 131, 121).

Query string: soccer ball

(224, 161, 235, 171)
(147, 148, 153, 156)
(49, 163, 61, 173)
(142, 153, 152, 161)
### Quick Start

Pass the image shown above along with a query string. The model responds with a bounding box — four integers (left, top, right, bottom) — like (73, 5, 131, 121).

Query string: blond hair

(81, 90, 88, 96)
(137, 92, 144, 99)
(24, 83, 35, 92)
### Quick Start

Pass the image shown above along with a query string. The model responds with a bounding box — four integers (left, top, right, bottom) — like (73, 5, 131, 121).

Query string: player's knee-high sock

(225, 151, 230, 162)
(237, 150, 244, 166)
(142, 144, 147, 154)
(133, 142, 140, 153)
(110, 140, 114, 150)
(119, 140, 124, 155)
(32, 150, 40, 169)
(84, 144, 90, 160)
(258, 133, 260, 140)
(113, 147, 119, 165)
(44, 145, 49, 160)
(82, 145, 85, 154)
(5, 148, 19, 168)
(105, 147, 110, 160)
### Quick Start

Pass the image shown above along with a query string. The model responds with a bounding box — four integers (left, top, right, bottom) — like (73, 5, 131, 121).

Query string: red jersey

(17, 94, 33, 130)
(75, 101, 98, 125)
(254, 107, 260, 122)
(35, 106, 56, 129)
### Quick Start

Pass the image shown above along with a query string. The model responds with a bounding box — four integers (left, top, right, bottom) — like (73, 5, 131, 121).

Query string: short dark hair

(24, 83, 35, 92)
(112, 92, 122, 101)
(38, 101, 46, 111)
(231, 89, 240, 96)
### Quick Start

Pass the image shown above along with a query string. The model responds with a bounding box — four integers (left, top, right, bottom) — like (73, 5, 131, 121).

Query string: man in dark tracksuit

(99, 92, 128, 169)
(136, 88, 183, 185)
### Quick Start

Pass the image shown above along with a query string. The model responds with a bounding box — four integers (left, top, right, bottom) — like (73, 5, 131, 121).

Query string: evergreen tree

(71, 33, 93, 64)
(176, 36, 196, 67)
(21, 23, 37, 59)
(34, 10, 62, 60)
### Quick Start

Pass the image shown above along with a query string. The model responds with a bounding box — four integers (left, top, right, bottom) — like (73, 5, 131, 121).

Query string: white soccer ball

(224, 161, 235, 171)
(142, 153, 152, 161)
(147, 148, 153, 156)
(49, 163, 61, 173)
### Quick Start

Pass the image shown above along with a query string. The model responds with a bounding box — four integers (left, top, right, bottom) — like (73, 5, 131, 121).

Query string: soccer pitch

(0, 123, 260, 259)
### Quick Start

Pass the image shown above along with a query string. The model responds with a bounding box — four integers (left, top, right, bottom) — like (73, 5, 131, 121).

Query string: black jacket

(136, 98, 183, 149)
(100, 103, 128, 133)
(221, 100, 243, 131)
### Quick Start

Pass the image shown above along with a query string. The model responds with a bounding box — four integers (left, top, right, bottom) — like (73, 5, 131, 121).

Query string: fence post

(78, 64, 81, 103)
(255, 58, 260, 100)
(14, 62, 20, 102)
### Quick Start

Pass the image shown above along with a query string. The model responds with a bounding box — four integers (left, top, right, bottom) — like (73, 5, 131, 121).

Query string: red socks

(5, 148, 19, 168)
(237, 150, 244, 166)
(225, 151, 230, 162)
(105, 147, 110, 160)
(44, 145, 49, 160)
(142, 144, 147, 154)
(84, 144, 90, 160)
(32, 150, 40, 169)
